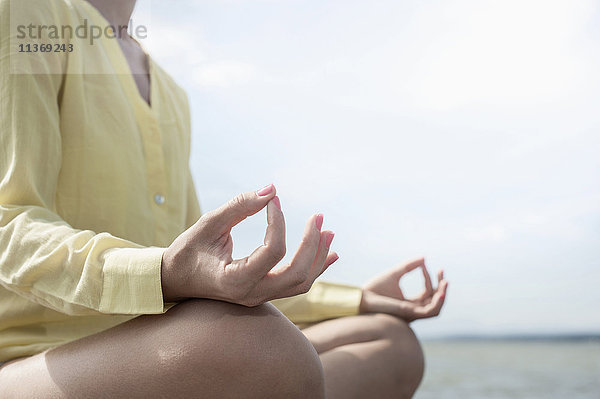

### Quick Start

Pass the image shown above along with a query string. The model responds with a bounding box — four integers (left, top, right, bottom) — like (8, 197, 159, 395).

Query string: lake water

(416, 339, 600, 399)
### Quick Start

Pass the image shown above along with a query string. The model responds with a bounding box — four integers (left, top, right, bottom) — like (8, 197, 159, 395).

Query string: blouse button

(154, 194, 165, 205)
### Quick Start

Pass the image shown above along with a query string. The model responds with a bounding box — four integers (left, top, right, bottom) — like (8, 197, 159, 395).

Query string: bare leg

(0, 300, 325, 399)
(302, 313, 424, 399)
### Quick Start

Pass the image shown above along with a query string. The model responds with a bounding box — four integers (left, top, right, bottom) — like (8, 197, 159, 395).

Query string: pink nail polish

(256, 184, 274, 196)
(326, 232, 335, 247)
(315, 214, 324, 230)
(272, 196, 282, 210)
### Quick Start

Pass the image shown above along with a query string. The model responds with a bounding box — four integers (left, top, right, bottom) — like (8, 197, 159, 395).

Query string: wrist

(359, 289, 371, 314)
(160, 248, 182, 302)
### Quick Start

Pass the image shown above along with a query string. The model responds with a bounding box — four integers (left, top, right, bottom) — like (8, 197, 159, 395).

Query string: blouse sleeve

(271, 281, 363, 324)
(0, 0, 166, 316)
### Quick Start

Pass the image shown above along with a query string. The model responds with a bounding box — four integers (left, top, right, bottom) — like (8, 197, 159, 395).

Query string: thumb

(208, 184, 277, 234)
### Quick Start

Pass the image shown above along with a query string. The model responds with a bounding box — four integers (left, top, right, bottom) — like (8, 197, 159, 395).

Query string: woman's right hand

(161, 184, 338, 306)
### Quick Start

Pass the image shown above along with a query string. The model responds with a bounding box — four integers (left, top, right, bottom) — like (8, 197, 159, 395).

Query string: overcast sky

(136, 0, 600, 337)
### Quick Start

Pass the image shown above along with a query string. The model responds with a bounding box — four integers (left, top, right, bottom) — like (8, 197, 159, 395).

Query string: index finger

(257, 213, 323, 298)
(231, 197, 286, 280)
(390, 257, 425, 279)
(207, 185, 277, 235)
(422, 264, 433, 295)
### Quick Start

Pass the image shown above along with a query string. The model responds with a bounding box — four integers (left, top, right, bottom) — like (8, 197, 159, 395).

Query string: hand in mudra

(161, 184, 338, 306)
(360, 258, 448, 322)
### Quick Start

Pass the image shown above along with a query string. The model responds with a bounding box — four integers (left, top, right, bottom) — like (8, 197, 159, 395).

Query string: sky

(134, 0, 599, 337)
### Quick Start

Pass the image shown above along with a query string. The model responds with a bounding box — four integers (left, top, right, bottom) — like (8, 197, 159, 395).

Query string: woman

(0, 0, 448, 397)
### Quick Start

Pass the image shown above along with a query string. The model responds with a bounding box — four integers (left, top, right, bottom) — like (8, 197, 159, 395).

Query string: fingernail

(272, 196, 282, 210)
(330, 253, 340, 264)
(256, 184, 274, 196)
(326, 232, 335, 247)
(315, 213, 324, 230)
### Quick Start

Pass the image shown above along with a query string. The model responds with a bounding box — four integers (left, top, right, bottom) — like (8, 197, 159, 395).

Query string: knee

(161, 299, 325, 399)
(371, 314, 425, 394)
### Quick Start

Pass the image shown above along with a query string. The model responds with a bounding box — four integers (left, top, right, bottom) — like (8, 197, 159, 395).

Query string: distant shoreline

(423, 333, 600, 343)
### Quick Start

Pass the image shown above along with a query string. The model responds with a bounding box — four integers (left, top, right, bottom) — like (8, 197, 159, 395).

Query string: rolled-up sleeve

(271, 281, 363, 324)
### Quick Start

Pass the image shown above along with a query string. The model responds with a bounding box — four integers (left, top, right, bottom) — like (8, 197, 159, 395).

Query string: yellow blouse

(0, 0, 361, 362)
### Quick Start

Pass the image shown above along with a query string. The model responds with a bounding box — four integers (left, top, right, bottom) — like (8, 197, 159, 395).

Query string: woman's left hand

(359, 257, 448, 322)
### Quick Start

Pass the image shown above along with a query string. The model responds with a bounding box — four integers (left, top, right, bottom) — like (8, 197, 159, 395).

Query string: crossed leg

(0, 303, 424, 399)
(0, 299, 325, 399)
(302, 313, 425, 399)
